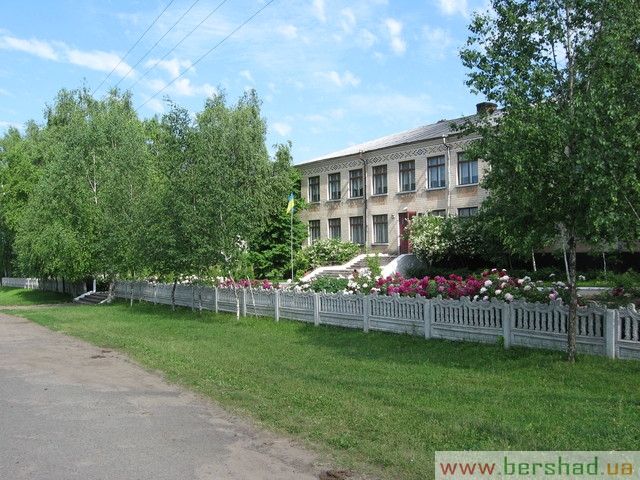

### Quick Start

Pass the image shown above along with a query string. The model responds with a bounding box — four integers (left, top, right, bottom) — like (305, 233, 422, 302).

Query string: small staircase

(74, 291, 109, 306)
(301, 254, 398, 282)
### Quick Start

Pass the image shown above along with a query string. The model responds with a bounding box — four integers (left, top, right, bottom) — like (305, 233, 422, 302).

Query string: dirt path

(0, 311, 350, 480)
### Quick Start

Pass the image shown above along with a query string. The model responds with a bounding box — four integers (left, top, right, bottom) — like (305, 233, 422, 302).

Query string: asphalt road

(0, 312, 326, 480)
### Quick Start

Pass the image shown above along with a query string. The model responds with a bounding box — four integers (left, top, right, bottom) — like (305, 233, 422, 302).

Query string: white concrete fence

(112, 280, 640, 361)
(3, 277, 639, 361)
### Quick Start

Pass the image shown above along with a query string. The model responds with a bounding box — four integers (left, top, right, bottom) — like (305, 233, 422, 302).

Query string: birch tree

(459, 0, 640, 361)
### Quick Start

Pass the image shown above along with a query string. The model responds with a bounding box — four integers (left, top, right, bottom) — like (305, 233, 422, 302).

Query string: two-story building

(295, 103, 496, 256)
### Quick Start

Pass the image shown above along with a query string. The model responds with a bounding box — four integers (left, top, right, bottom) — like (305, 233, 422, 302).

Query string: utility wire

(136, 0, 275, 113)
(92, 0, 175, 96)
(114, 0, 201, 90)
(127, 0, 230, 92)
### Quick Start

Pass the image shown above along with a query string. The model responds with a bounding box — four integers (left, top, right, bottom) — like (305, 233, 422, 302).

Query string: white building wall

(297, 133, 489, 255)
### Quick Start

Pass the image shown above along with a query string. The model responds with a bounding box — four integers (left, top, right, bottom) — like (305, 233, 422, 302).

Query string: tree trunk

(171, 278, 177, 312)
(107, 274, 116, 303)
(566, 235, 578, 363)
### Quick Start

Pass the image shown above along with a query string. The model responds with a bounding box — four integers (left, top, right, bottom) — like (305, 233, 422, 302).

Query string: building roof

(298, 110, 482, 165)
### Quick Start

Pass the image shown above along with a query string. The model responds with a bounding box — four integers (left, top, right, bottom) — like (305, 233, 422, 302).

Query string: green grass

(6, 301, 640, 480)
(0, 286, 72, 305)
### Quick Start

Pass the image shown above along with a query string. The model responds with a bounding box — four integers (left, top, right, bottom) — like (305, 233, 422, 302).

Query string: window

(349, 169, 363, 198)
(328, 218, 341, 239)
(458, 207, 478, 217)
(427, 155, 446, 189)
(373, 214, 388, 244)
(458, 153, 478, 185)
(328, 173, 341, 200)
(399, 160, 416, 192)
(309, 220, 320, 242)
(308, 176, 320, 203)
(431, 209, 446, 217)
(349, 216, 364, 245)
(372, 165, 387, 195)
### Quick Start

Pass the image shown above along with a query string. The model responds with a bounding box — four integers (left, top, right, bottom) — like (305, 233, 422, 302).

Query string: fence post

(605, 308, 617, 359)
(241, 288, 247, 318)
(274, 289, 280, 322)
(363, 295, 370, 333)
(502, 301, 512, 349)
(214, 286, 219, 313)
(313, 292, 320, 326)
(424, 298, 432, 339)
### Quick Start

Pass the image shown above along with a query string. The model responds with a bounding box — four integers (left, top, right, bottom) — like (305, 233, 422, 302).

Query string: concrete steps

(74, 291, 109, 306)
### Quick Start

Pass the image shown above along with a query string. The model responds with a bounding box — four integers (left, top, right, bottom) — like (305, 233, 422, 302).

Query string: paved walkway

(0, 312, 327, 480)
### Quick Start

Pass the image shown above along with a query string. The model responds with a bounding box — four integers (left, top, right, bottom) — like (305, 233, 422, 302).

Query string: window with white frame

(399, 160, 416, 192)
(373, 214, 388, 244)
(309, 220, 320, 242)
(458, 153, 478, 185)
(349, 216, 364, 245)
(328, 218, 341, 239)
(308, 176, 320, 203)
(427, 155, 446, 189)
(328, 173, 341, 200)
(372, 165, 388, 195)
(349, 169, 363, 198)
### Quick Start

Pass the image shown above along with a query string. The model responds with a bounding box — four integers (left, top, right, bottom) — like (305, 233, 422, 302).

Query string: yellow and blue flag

(286, 193, 295, 214)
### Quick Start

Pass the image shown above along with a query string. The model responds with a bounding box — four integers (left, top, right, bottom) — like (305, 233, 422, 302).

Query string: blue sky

(1, 0, 489, 163)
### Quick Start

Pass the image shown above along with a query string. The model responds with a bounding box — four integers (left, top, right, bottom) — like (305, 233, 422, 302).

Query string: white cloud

(67, 48, 130, 75)
(385, 19, 406, 55)
(340, 9, 356, 34)
(312, 0, 326, 23)
(0, 35, 133, 77)
(277, 24, 298, 39)
(437, 0, 470, 17)
(316, 71, 361, 88)
(347, 92, 435, 118)
(0, 36, 59, 60)
(422, 26, 454, 58)
(272, 122, 292, 136)
(170, 78, 216, 97)
(240, 70, 254, 83)
(150, 58, 193, 78)
(356, 29, 378, 49)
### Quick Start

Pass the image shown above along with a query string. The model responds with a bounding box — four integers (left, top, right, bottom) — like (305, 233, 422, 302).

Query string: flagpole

(290, 208, 294, 280)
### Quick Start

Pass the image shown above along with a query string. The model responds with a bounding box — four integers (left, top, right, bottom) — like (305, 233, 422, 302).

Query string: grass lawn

(6, 300, 640, 480)
(0, 286, 72, 305)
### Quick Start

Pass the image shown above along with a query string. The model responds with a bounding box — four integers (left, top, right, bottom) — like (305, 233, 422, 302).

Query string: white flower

(505, 293, 514, 302)
(499, 275, 510, 282)
(482, 296, 489, 302)
(495, 289, 502, 295)
(484, 280, 492, 288)
(524, 285, 532, 292)
(578, 275, 586, 281)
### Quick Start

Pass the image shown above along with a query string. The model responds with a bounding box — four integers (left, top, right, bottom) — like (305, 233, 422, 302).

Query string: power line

(127, 0, 230, 92)
(92, 0, 175, 96)
(114, 0, 202, 90)
(136, 0, 276, 113)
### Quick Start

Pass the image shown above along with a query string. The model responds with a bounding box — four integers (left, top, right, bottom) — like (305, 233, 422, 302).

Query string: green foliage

(294, 239, 362, 273)
(459, 0, 640, 360)
(305, 276, 350, 293)
(247, 142, 308, 279)
(10, 86, 298, 287)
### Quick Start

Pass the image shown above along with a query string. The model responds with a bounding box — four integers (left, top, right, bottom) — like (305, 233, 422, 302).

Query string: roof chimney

(476, 102, 498, 114)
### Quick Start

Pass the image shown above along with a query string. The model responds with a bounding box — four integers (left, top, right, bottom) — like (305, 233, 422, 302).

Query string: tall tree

(459, 0, 640, 361)
(15, 87, 151, 290)
(0, 122, 51, 276)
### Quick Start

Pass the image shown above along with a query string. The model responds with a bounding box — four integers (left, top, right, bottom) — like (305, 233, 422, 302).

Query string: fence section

(2, 277, 86, 297)
(4, 277, 639, 360)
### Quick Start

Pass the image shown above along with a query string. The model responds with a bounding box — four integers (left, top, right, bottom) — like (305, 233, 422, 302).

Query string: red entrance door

(398, 212, 416, 254)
